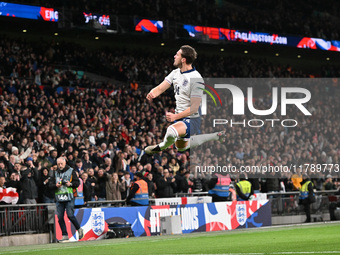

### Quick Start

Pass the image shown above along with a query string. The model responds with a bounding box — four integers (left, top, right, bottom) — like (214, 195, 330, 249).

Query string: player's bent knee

(166, 126, 179, 140)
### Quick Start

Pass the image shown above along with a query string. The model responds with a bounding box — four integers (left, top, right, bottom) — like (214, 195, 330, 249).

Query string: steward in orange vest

(208, 173, 232, 202)
(126, 172, 149, 206)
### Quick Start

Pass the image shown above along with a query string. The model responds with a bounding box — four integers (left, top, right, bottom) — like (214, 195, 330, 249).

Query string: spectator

(183, 171, 194, 193)
(0, 176, 7, 204)
(130, 80, 138, 91)
(86, 168, 97, 201)
(66, 153, 76, 169)
(7, 155, 16, 175)
(146, 172, 155, 198)
(153, 166, 164, 186)
(21, 165, 39, 204)
(37, 150, 50, 169)
(105, 172, 125, 203)
(0, 160, 7, 178)
(12, 163, 22, 178)
(0, 176, 6, 188)
(95, 169, 107, 201)
(248, 171, 261, 194)
(33, 135, 44, 152)
(156, 169, 176, 198)
(12, 145, 32, 164)
(101, 157, 115, 174)
(169, 157, 180, 174)
(121, 171, 132, 200)
(174, 167, 186, 193)
(266, 172, 281, 194)
(291, 169, 303, 191)
(74, 171, 85, 207)
(324, 174, 336, 190)
(192, 171, 204, 193)
(82, 152, 93, 171)
(40, 167, 55, 203)
(127, 164, 137, 180)
(81, 172, 91, 204)
(74, 158, 85, 174)
(6, 172, 21, 192)
(160, 156, 169, 170)
(47, 150, 58, 166)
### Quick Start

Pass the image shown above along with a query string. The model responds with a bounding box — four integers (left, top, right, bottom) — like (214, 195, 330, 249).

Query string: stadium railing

(0, 203, 52, 237)
(0, 190, 338, 237)
(267, 190, 339, 217)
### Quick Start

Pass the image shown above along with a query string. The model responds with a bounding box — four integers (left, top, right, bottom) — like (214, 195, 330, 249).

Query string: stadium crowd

(0, 33, 339, 205)
(4, 33, 340, 92)
(8, 0, 340, 40)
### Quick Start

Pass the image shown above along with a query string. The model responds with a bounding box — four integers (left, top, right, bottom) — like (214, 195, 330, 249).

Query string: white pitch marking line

(170, 252, 340, 255)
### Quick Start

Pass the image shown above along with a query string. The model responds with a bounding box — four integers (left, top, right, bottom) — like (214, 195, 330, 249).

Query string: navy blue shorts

(175, 117, 201, 140)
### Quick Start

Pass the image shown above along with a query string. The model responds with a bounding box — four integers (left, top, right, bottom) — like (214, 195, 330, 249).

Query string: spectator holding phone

(40, 167, 55, 203)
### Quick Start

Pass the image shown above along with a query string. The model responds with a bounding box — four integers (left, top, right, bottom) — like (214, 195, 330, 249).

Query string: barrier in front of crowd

(0, 204, 52, 237)
(266, 190, 338, 216)
(54, 200, 271, 241)
(0, 190, 338, 240)
(153, 193, 267, 206)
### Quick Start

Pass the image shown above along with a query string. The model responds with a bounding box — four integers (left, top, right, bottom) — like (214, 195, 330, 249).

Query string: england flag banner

(0, 187, 19, 204)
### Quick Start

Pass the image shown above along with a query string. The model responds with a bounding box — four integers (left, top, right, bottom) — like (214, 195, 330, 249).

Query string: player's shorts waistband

(175, 112, 200, 118)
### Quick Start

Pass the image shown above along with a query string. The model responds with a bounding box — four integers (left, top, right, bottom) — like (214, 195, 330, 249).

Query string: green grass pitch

(1, 222, 340, 255)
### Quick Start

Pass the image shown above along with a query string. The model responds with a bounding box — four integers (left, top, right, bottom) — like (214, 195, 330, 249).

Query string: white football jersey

(165, 67, 204, 118)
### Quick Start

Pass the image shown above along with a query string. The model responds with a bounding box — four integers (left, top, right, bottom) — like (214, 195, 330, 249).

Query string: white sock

(189, 132, 219, 149)
(159, 126, 179, 150)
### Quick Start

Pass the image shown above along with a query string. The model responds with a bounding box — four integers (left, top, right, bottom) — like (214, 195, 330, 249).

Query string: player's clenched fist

(166, 111, 177, 122)
(146, 90, 155, 102)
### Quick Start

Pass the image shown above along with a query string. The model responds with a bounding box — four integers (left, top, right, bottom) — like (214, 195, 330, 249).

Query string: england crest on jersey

(91, 211, 105, 236)
(236, 204, 247, 226)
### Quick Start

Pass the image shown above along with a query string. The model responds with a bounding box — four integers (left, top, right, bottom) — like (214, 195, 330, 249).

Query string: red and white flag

(0, 187, 19, 204)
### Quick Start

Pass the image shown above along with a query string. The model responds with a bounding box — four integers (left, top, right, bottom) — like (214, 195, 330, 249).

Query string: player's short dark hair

(180, 45, 197, 64)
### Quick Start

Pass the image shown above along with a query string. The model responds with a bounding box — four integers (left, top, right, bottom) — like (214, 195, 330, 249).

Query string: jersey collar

(180, 67, 196, 74)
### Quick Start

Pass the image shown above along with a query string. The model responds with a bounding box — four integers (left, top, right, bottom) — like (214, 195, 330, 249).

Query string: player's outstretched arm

(146, 80, 171, 102)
